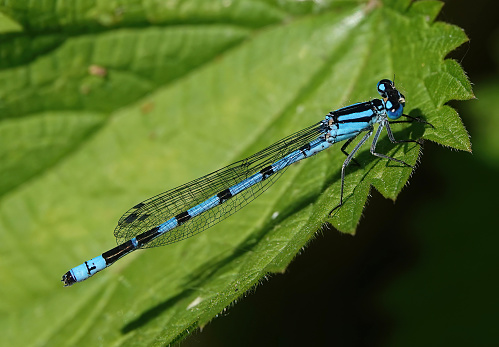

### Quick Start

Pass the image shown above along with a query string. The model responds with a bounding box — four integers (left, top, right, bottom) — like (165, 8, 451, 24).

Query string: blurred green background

(183, 1, 499, 346)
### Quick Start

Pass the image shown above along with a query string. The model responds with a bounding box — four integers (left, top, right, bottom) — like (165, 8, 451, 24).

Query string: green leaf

(382, 78, 499, 346)
(0, 0, 472, 345)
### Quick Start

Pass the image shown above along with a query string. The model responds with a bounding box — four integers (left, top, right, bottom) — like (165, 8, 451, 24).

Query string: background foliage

(193, 1, 498, 346)
(0, 0, 494, 346)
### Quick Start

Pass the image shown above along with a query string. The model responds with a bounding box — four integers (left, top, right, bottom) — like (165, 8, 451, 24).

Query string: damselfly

(62, 79, 431, 286)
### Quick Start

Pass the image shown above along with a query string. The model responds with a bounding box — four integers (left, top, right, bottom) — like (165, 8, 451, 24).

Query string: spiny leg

(384, 119, 426, 147)
(329, 120, 424, 216)
(390, 114, 435, 128)
(370, 122, 414, 167)
(329, 127, 374, 216)
(385, 114, 433, 148)
(340, 133, 362, 166)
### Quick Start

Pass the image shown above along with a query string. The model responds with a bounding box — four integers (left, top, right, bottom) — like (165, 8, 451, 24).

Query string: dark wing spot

(138, 214, 150, 221)
(124, 213, 139, 224)
(133, 202, 145, 209)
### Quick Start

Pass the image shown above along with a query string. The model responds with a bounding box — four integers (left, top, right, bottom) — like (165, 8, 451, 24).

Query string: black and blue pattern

(62, 79, 428, 286)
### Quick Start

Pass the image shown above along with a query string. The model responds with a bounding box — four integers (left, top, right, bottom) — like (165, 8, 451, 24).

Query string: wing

(114, 121, 325, 248)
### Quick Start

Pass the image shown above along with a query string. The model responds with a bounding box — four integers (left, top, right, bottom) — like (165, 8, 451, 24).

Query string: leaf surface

(0, 1, 472, 345)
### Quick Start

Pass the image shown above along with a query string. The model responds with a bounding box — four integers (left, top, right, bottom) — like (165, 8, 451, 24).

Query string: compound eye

(377, 79, 393, 98)
(386, 103, 404, 120)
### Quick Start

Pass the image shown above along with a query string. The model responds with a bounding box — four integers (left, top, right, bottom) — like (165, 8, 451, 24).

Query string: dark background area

(184, 1, 499, 346)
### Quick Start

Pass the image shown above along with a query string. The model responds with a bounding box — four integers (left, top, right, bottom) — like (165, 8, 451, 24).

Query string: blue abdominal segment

(62, 79, 424, 286)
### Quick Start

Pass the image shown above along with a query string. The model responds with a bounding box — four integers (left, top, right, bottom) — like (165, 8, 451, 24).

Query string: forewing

(114, 121, 324, 248)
